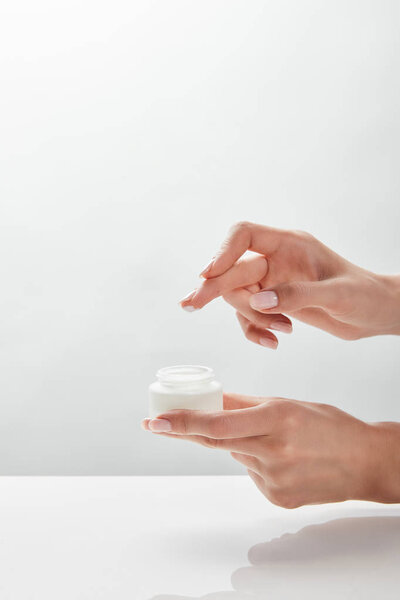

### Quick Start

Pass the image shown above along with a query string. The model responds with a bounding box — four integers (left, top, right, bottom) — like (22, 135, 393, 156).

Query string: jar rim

(156, 365, 215, 386)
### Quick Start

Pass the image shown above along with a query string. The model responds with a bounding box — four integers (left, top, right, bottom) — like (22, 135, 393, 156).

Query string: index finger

(183, 255, 267, 310)
(150, 397, 272, 438)
(200, 221, 284, 279)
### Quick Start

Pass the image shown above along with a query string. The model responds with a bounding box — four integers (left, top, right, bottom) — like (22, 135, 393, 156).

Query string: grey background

(0, 0, 399, 474)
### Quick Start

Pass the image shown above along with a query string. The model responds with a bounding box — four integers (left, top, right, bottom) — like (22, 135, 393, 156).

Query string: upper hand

(179, 222, 400, 348)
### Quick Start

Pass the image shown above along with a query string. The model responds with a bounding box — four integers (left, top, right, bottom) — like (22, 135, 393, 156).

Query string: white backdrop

(0, 0, 399, 474)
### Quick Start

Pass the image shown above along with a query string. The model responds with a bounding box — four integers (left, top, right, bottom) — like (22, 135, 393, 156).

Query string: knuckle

(249, 312, 272, 329)
(234, 309, 243, 324)
(271, 440, 295, 464)
(266, 398, 291, 417)
(179, 414, 189, 434)
(267, 398, 299, 430)
(290, 229, 315, 244)
(245, 330, 253, 342)
(235, 311, 248, 331)
(203, 437, 220, 449)
(233, 220, 253, 233)
(266, 398, 285, 410)
(286, 281, 309, 302)
(285, 411, 300, 431)
(315, 402, 338, 414)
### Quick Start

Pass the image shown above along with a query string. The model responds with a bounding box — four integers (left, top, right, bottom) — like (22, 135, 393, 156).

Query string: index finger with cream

(180, 255, 268, 311)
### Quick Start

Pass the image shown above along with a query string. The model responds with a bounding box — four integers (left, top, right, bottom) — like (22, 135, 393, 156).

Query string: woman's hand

(180, 222, 400, 349)
(142, 394, 400, 508)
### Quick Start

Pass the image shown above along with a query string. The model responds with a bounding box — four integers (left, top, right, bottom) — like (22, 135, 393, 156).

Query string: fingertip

(200, 255, 233, 279)
(259, 336, 278, 350)
(180, 303, 200, 312)
(141, 418, 151, 431)
(185, 279, 221, 310)
(269, 320, 292, 334)
(250, 290, 279, 312)
(179, 289, 202, 312)
(199, 258, 215, 278)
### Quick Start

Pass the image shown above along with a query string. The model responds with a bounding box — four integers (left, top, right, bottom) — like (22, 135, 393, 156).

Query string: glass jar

(148, 365, 223, 418)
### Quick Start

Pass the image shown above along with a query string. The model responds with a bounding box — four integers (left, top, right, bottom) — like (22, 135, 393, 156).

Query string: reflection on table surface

(150, 515, 400, 599)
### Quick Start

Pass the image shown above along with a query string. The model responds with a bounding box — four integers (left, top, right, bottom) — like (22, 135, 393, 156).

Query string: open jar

(148, 365, 223, 418)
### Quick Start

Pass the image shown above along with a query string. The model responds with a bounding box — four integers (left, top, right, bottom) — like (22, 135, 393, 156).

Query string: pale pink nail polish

(250, 291, 279, 310)
(270, 321, 292, 333)
(200, 259, 214, 278)
(149, 418, 172, 432)
(259, 337, 278, 349)
(180, 289, 197, 303)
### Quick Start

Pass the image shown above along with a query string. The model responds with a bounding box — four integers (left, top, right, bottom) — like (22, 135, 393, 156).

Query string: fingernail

(250, 291, 279, 310)
(270, 320, 292, 333)
(200, 259, 214, 278)
(180, 289, 197, 302)
(259, 337, 278, 349)
(179, 289, 199, 311)
(149, 419, 172, 432)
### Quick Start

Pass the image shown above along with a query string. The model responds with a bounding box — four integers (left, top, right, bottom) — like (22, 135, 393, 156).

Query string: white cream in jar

(148, 365, 223, 418)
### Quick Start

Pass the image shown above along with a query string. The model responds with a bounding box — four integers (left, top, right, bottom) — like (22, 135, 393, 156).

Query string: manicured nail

(259, 337, 278, 349)
(200, 259, 214, 278)
(179, 289, 199, 311)
(250, 291, 279, 310)
(180, 289, 197, 302)
(149, 419, 172, 432)
(270, 320, 292, 333)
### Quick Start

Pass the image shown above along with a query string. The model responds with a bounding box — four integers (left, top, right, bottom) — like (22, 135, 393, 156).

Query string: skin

(180, 221, 400, 348)
(142, 222, 400, 507)
(142, 395, 400, 508)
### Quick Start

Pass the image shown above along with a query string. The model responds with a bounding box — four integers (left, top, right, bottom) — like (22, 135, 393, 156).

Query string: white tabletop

(0, 476, 399, 599)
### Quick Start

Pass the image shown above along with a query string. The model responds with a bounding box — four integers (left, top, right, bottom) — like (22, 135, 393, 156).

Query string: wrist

(359, 422, 400, 503)
(376, 273, 400, 336)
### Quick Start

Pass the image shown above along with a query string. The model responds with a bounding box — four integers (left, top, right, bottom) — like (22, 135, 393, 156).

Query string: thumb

(249, 280, 340, 313)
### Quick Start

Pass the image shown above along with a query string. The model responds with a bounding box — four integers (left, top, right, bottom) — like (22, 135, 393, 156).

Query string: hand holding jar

(142, 394, 400, 508)
(143, 221, 400, 508)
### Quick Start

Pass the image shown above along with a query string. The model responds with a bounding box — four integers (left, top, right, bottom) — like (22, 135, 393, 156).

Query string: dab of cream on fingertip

(182, 305, 199, 312)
